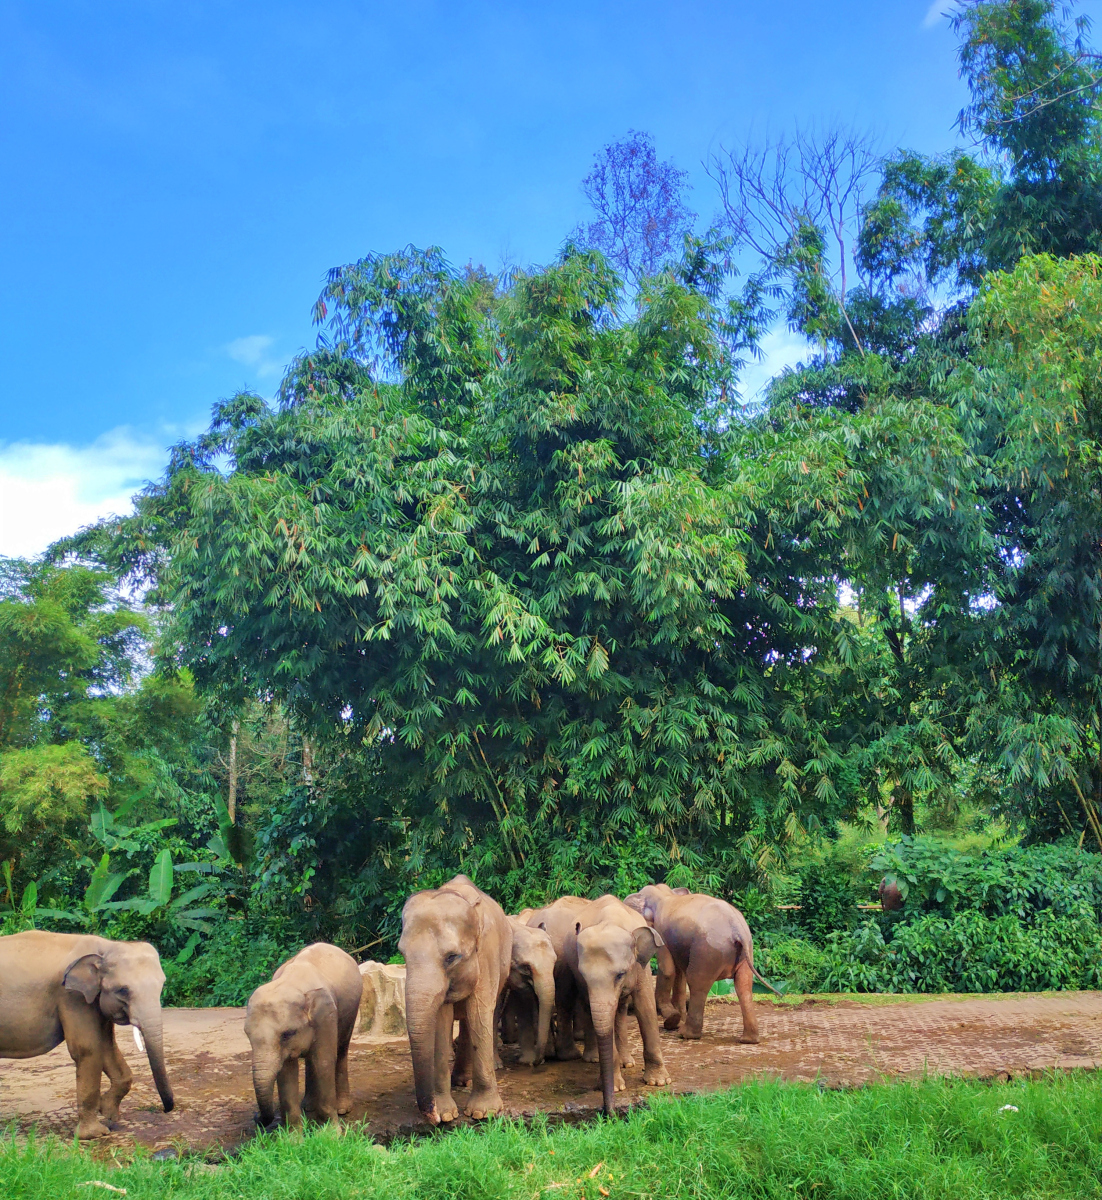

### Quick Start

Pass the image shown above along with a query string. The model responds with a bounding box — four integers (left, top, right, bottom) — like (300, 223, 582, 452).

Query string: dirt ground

(3, 992, 1102, 1157)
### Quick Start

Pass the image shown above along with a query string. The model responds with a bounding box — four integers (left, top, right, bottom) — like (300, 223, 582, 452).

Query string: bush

(796, 854, 859, 941)
(871, 838, 1102, 923)
(163, 916, 302, 1006)
(766, 910, 1102, 995)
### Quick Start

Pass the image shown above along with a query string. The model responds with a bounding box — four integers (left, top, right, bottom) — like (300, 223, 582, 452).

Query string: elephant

(879, 877, 904, 912)
(623, 883, 760, 1043)
(498, 917, 556, 1066)
(0, 930, 174, 1139)
(244, 942, 363, 1130)
(525, 895, 589, 1060)
(399, 873, 512, 1124)
(560, 894, 671, 1114)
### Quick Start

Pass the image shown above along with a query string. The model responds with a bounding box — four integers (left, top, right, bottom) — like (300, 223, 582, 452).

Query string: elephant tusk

(133, 1026, 146, 1054)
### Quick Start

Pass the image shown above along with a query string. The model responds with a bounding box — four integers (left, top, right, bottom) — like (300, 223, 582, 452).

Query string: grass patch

(4, 1074, 1102, 1199)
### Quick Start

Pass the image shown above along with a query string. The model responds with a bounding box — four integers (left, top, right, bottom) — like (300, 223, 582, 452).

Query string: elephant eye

(444, 952, 462, 968)
(281, 1029, 294, 1041)
(116, 986, 130, 999)
(615, 971, 626, 982)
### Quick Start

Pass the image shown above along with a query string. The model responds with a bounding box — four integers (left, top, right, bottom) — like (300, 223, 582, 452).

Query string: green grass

(3, 1075, 1100, 1199)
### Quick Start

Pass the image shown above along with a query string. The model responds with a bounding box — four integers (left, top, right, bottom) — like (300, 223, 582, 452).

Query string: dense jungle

(4, 0, 1102, 1006)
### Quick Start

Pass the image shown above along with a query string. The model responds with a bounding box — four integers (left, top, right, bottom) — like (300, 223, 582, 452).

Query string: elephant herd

(0, 877, 764, 1137)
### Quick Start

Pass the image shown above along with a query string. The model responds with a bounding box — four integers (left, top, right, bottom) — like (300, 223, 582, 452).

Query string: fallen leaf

(587, 1163, 605, 1178)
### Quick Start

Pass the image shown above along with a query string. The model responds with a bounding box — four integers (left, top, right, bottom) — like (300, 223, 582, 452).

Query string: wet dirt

(3, 992, 1102, 1157)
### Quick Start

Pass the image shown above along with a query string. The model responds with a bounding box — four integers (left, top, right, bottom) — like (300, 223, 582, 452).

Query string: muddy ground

(3, 992, 1102, 1157)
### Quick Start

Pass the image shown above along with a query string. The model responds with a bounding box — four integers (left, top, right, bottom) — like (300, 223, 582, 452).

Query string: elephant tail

(733, 951, 784, 997)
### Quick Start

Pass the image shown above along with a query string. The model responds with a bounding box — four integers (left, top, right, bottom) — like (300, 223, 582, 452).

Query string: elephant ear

(632, 927, 664, 963)
(63, 954, 105, 1005)
(303, 987, 336, 1024)
(671, 887, 692, 896)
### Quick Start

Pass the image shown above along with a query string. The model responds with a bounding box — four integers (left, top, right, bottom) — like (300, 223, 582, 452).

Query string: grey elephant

(244, 942, 362, 1130)
(525, 895, 589, 1059)
(624, 883, 762, 1043)
(499, 916, 556, 1066)
(561, 894, 671, 1114)
(0, 930, 174, 1139)
(399, 874, 511, 1124)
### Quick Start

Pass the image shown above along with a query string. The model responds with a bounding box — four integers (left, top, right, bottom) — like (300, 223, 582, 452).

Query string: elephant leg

(615, 1001, 635, 1067)
(516, 990, 538, 1066)
(665, 968, 687, 1030)
(99, 1023, 132, 1124)
(277, 1057, 303, 1129)
(464, 984, 503, 1119)
(654, 944, 679, 1029)
(61, 1001, 109, 1140)
(433, 1002, 459, 1123)
(307, 1014, 340, 1124)
(681, 958, 715, 1040)
(492, 990, 506, 1071)
(553, 969, 581, 1061)
(631, 976, 671, 1088)
(734, 960, 760, 1045)
(452, 1011, 473, 1088)
(501, 991, 520, 1045)
(302, 1056, 319, 1115)
(335, 1027, 354, 1116)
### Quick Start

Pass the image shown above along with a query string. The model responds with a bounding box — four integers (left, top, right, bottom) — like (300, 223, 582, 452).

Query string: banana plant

(98, 848, 221, 932)
(0, 862, 87, 931)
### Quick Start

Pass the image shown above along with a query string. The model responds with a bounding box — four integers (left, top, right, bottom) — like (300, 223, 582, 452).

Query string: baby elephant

(624, 884, 761, 1044)
(245, 943, 363, 1129)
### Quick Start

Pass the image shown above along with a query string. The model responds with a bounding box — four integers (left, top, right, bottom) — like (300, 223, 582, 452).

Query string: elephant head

(244, 980, 328, 1127)
(399, 886, 483, 1122)
(623, 883, 691, 924)
(507, 920, 557, 1065)
(62, 941, 174, 1112)
(575, 921, 664, 1114)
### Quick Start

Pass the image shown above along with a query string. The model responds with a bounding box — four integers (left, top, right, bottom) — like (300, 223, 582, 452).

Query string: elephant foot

(517, 1049, 537, 1066)
(77, 1116, 112, 1140)
(337, 1096, 353, 1116)
(553, 1044, 582, 1061)
(679, 1027, 703, 1041)
(662, 1013, 682, 1031)
(451, 1071, 472, 1088)
(582, 1047, 600, 1064)
(614, 1070, 626, 1093)
(738, 1032, 761, 1045)
(619, 1052, 636, 1067)
(465, 1089, 503, 1119)
(643, 1064, 672, 1087)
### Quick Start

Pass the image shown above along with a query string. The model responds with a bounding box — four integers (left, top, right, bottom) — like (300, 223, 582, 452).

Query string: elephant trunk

(533, 973, 556, 1066)
(597, 1026, 617, 1115)
(405, 974, 447, 1123)
(131, 1001, 174, 1112)
(251, 1051, 282, 1127)
(590, 998, 618, 1116)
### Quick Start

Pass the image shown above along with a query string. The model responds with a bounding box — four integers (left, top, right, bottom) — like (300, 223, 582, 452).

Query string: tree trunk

(898, 787, 915, 837)
(227, 718, 239, 824)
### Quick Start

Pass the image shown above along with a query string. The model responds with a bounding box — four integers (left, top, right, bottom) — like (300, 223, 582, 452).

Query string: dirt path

(3, 992, 1101, 1156)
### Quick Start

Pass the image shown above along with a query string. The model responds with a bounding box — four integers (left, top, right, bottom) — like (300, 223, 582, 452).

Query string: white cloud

(226, 334, 283, 379)
(0, 428, 170, 559)
(738, 325, 813, 405)
(923, 1, 948, 28)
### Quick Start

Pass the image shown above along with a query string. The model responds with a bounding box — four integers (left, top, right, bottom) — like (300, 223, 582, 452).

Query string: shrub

(162, 916, 301, 1006)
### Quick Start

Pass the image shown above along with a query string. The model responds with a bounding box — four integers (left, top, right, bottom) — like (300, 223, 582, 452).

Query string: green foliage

(163, 915, 300, 1006)
(872, 837, 1102, 922)
(795, 854, 859, 941)
(5, 1076, 1102, 1200)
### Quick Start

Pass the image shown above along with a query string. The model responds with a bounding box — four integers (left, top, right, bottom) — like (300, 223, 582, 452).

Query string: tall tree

(574, 131, 695, 285)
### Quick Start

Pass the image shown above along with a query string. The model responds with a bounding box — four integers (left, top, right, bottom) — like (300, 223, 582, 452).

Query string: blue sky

(2, 0, 1096, 554)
